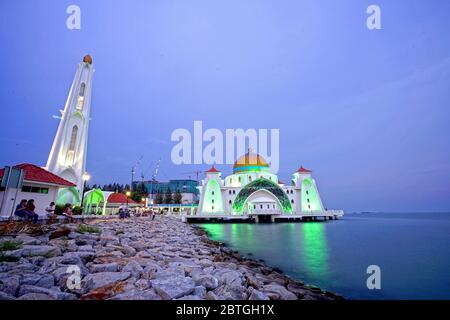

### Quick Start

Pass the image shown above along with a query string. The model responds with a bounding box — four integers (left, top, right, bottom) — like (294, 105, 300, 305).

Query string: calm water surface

(198, 212, 450, 299)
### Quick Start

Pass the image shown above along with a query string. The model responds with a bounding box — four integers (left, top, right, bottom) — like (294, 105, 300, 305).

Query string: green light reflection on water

(300, 222, 329, 279)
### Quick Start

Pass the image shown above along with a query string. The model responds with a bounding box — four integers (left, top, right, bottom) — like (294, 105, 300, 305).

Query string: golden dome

(233, 148, 269, 173)
(83, 54, 93, 64)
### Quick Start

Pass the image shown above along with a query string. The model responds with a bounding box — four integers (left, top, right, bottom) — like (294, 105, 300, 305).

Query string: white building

(46, 55, 94, 205)
(197, 149, 331, 216)
(0, 164, 76, 218)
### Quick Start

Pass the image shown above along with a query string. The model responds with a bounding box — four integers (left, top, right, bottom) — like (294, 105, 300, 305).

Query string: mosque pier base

(184, 210, 344, 223)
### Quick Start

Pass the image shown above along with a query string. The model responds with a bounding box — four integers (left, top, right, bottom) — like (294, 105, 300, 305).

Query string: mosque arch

(232, 178, 292, 215)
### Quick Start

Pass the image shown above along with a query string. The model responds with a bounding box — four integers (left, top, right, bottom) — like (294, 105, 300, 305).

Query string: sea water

(198, 212, 450, 300)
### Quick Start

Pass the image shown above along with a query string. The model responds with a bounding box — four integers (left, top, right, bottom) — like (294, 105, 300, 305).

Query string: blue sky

(1, 0, 449, 212)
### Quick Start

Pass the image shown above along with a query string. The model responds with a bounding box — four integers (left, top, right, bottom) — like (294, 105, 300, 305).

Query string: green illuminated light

(232, 178, 292, 214)
(301, 179, 323, 212)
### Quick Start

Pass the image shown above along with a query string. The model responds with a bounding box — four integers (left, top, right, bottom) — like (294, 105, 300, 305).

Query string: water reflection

(301, 223, 329, 279)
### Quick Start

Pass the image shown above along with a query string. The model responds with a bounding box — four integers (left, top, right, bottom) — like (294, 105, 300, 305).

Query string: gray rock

(16, 234, 41, 245)
(213, 284, 248, 300)
(176, 294, 203, 300)
(78, 245, 94, 252)
(262, 284, 298, 300)
(151, 274, 196, 300)
(135, 279, 150, 290)
(205, 291, 219, 300)
(18, 285, 76, 300)
(82, 272, 131, 292)
(2, 249, 24, 259)
(142, 262, 161, 279)
(141, 288, 162, 300)
(119, 245, 136, 257)
(21, 273, 54, 289)
(193, 274, 219, 290)
(89, 263, 119, 273)
(18, 293, 55, 300)
(122, 260, 143, 278)
(193, 286, 206, 299)
(22, 245, 61, 257)
(249, 289, 270, 300)
(0, 275, 20, 296)
(63, 251, 95, 264)
(0, 291, 15, 300)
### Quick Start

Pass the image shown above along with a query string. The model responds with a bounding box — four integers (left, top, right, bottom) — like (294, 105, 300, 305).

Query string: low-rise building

(0, 163, 76, 218)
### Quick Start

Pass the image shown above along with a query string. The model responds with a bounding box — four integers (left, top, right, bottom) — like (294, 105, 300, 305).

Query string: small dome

(83, 54, 93, 64)
(233, 148, 269, 173)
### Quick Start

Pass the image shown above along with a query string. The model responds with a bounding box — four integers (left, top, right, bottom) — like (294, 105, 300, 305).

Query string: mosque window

(238, 177, 241, 183)
(248, 176, 252, 181)
(65, 125, 78, 166)
(228, 190, 232, 195)
(229, 200, 232, 204)
(307, 198, 310, 203)
(212, 191, 214, 195)
(273, 205, 276, 209)
(79, 82, 86, 96)
(306, 190, 309, 195)
(291, 199, 294, 204)
(212, 206, 214, 210)
(253, 205, 256, 209)
(308, 205, 311, 209)
(260, 205, 263, 209)
(233, 190, 236, 195)
(212, 199, 214, 204)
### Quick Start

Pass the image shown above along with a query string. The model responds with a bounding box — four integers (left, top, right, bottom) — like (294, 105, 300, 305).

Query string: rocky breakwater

(0, 217, 341, 300)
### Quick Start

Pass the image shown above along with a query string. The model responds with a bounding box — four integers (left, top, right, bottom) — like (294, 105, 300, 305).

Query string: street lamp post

(81, 172, 91, 214)
(125, 191, 131, 209)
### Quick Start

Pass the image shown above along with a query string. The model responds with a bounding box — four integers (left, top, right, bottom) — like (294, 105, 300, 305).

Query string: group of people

(118, 206, 157, 220)
(14, 199, 39, 224)
(14, 200, 75, 224)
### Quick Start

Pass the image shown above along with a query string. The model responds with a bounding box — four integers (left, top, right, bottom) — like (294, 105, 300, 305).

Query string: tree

(164, 187, 173, 204)
(154, 192, 164, 205)
(173, 190, 183, 204)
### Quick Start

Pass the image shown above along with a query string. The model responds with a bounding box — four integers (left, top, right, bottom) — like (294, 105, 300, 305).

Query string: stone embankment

(0, 217, 341, 300)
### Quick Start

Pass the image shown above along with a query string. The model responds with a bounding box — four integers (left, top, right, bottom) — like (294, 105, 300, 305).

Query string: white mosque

(196, 149, 342, 219)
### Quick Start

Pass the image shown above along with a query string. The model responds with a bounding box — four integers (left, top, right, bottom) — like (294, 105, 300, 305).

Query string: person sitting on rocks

(62, 203, 74, 223)
(119, 208, 128, 219)
(45, 201, 57, 224)
(14, 199, 28, 221)
(24, 199, 39, 224)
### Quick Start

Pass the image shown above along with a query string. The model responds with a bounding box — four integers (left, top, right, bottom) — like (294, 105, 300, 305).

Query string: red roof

(206, 165, 221, 173)
(0, 163, 76, 187)
(107, 193, 136, 204)
(296, 166, 312, 173)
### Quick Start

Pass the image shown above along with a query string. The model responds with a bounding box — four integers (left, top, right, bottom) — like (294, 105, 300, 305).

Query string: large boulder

(22, 245, 61, 258)
(18, 285, 76, 300)
(82, 272, 131, 292)
(261, 284, 298, 300)
(249, 289, 270, 300)
(20, 273, 54, 289)
(192, 274, 219, 290)
(122, 260, 143, 278)
(150, 270, 196, 300)
(0, 275, 20, 296)
(89, 263, 119, 273)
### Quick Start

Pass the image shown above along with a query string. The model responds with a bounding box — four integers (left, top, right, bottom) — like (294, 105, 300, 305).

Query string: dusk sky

(1, 0, 449, 212)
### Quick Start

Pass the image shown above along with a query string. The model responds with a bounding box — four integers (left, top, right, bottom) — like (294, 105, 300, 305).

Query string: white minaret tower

(46, 55, 94, 201)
